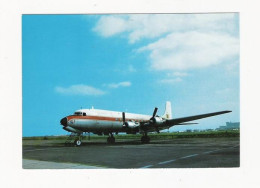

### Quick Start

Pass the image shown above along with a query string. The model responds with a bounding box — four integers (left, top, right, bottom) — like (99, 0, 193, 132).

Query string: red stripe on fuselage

(67, 115, 149, 123)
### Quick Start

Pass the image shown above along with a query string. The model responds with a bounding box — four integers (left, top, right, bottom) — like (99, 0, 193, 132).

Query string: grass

(23, 130, 239, 141)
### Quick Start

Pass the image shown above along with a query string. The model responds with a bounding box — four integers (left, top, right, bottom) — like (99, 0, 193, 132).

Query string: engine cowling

(125, 121, 140, 129)
(150, 116, 165, 125)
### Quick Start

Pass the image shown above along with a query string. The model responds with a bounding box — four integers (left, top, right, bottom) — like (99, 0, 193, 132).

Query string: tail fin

(162, 101, 172, 119)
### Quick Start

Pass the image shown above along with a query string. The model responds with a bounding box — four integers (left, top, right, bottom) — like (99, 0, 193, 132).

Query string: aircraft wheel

(74, 139, 82, 146)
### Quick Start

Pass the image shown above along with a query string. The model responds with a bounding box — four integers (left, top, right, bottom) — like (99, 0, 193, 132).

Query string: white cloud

(93, 15, 129, 37)
(93, 14, 239, 71)
(55, 84, 105, 96)
(106, 81, 131, 88)
(139, 31, 239, 71)
(93, 14, 237, 43)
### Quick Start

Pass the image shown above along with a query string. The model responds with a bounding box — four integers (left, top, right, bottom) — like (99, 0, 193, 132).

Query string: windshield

(74, 112, 82, 116)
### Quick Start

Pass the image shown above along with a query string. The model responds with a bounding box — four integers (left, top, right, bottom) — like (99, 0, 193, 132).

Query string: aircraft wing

(165, 110, 232, 126)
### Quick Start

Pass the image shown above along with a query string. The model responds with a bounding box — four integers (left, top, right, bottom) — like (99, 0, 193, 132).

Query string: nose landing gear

(65, 133, 83, 146)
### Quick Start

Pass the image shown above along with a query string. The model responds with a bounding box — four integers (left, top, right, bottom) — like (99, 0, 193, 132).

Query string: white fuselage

(65, 108, 151, 133)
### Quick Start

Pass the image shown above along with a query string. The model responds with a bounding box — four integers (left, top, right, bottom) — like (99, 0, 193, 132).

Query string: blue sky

(22, 14, 239, 136)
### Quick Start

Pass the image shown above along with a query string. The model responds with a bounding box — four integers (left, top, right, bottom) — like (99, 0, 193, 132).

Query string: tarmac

(23, 137, 240, 169)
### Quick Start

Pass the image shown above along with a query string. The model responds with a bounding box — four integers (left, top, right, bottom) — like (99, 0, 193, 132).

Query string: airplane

(60, 101, 231, 146)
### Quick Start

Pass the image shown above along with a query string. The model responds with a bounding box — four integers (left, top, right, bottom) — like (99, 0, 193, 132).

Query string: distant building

(216, 122, 240, 130)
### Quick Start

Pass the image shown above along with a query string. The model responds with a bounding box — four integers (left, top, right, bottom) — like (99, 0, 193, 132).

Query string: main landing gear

(141, 133, 150, 144)
(107, 133, 115, 144)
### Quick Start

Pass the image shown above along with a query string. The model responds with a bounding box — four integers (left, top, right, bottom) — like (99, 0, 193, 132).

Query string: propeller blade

(122, 112, 126, 125)
(152, 107, 158, 118)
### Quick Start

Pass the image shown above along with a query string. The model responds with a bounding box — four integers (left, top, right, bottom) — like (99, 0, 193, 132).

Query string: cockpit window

(74, 112, 82, 116)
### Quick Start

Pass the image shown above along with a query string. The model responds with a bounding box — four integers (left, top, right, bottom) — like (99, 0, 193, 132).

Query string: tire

(74, 139, 82, 146)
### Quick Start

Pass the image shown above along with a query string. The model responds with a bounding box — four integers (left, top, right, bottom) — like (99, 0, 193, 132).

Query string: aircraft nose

(60, 117, 67, 127)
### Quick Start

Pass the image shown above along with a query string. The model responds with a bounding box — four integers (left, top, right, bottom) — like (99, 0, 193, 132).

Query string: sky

(22, 14, 239, 136)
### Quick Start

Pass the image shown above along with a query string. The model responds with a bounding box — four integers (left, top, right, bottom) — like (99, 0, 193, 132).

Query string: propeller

(122, 112, 126, 126)
(152, 107, 158, 118)
(150, 107, 158, 124)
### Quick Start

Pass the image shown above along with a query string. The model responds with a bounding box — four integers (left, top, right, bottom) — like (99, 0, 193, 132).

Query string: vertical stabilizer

(162, 101, 172, 119)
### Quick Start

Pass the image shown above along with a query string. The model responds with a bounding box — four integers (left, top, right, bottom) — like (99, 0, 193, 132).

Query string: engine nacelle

(125, 121, 140, 129)
(151, 116, 165, 125)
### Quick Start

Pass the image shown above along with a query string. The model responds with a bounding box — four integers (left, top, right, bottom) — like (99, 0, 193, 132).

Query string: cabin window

(83, 112, 86, 116)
